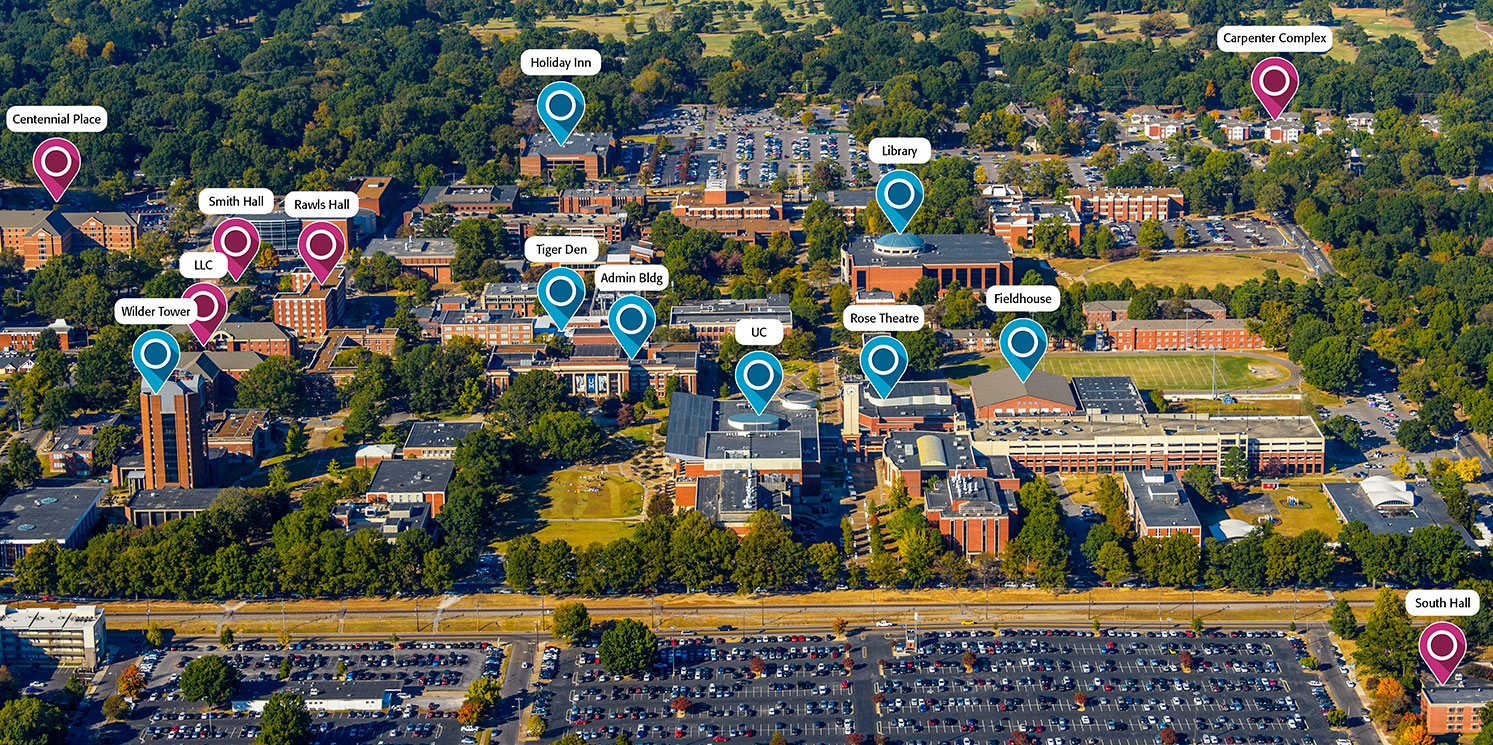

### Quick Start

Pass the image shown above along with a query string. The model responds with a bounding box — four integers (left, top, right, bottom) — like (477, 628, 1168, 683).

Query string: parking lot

(533, 628, 1342, 745)
(101, 639, 503, 744)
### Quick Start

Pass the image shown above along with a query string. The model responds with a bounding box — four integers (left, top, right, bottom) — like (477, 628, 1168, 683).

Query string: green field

(1231, 488, 1343, 537)
(492, 469, 644, 544)
(1078, 253, 1307, 288)
(468, 0, 831, 56)
(943, 353, 1288, 390)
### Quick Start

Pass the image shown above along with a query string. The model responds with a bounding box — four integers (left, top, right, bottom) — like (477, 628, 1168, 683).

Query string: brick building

(1121, 470, 1204, 543)
(366, 459, 455, 514)
(559, 187, 646, 214)
(433, 308, 535, 346)
(362, 237, 456, 283)
(973, 414, 1325, 476)
(666, 295, 793, 349)
(840, 381, 963, 452)
(988, 202, 1082, 247)
(406, 184, 519, 226)
(665, 391, 822, 530)
(924, 456, 1020, 556)
(0, 211, 138, 269)
(0, 320, 83, 351)
(880, 431, 987, 500)
(403, 422, 483, 459)
(969, 368, 1079, 419)
(519, 132, 618, 181)
(140, 373, 209, 490)
(1067, 188, 1185, 221)
(273, 267, 346, 340)
(482, 282, 542, 315)
(205, 408, 270, 459)
(1082, 298, 1226, 328)
(1421, 688, 1493, 735)
(842, 233, 1015, 298)
(501, 213, 626, 247)
(1102, 318, 1266, 351)
(345, 176, 401, 218)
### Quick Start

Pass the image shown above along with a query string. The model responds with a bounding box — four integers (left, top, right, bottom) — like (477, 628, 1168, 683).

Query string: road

(1276, 217, 1336, 276)
(1306, 625, 1378, 745)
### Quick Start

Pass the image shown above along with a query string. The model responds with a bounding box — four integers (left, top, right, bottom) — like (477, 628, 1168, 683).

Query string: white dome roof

(1360, 476, 1414, 507)
(1210, 519, 1255, 542)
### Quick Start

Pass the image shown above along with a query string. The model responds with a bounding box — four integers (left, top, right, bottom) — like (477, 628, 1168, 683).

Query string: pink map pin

(182, 282, 228, 347)
(213, 218, 262, 281)
(32, 138, 80, 203)
(1419, 621, 1467, 685)
(1251, 57, 1300, 120)
(298, 221, 346, 284)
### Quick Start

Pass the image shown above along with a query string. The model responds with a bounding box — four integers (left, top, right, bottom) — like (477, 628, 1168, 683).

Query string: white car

(877, 620, 894, 627)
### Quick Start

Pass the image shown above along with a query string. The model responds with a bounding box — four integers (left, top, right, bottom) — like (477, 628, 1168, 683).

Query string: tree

(1330, 598, 1359, 639)
(527, 714, 547, 738)
(1220, 446, 1249, 482)
(283, 422, 309, 456)
(598, 618, 658, 678)
(1093, 13, 1116, 33)
(0, 698, 66, 745)
(258, 691, 311, 745)
(1, 440, 41, 488)
(219, 628, 235, 647)
(552, 602, 591, 643)
(532, 411, 608, 462)
(102, 694, 130, 721)
(1136, 219, 1168, 251)
(118, 664, 147, 700)
(1395, 418, 1433, 452)
(145, 622, 166, 648)
(1354, 587, 1417, 683)
(180, 655, 241, 707)
(235, 356, 307, 414)
(1182, 465, 1219, 504)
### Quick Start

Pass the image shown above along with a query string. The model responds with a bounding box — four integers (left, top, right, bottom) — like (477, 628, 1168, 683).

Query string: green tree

(236, 356, 307, 414)
(257, 691, 311, 745)
(1220, 446, 1249, 482)
(283, 422, 309, 456)
(598, 618, 658, 678)
(102, 694, 130, 721)
(1353, 587, 1417, 682)
(552, 602, 591, 643)
(219, 628, 235, 647)
(0, 698, 66, 745)
(180, 655, 241, 707)
(732, 510, 807, 592)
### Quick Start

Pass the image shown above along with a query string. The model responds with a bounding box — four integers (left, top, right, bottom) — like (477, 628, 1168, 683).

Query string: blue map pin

(1000, 318, 1049, 383)
(609, 295, 656, 359)
(736, 350, 784, 415)
(861, 336, 909, 399)
(538, 81, 586, 147)
(876, 169, 925, 234)
(539, 267, 586, 330)
(133, 329, 180, 395)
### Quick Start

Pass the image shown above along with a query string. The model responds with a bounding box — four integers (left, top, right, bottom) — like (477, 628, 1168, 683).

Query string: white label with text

(843, 304, 924, 331)
(199, 188, 273, 215)
(6, 105, 108, 132)
(525, 237, 600, 263)
(1218, 26, 1333, 53)
(115, 298, 199, 324)
(987, 285, 1061, 312)
(869, 137, 932, 165)
(596, 265, 669, 292)
(180, 252, 229, 280)
(284, 190, 358, 218)
(521, 49, 603, 76)
(736, 319, 785, 346)
(1406, 589, 1480, 617)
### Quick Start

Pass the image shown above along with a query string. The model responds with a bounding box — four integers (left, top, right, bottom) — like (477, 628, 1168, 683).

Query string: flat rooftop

(665, 392, 819, 463)
(973, 414, 1323, 442)
(367, 459, 455, 494)
(845, 233, 1013, 268)
(129, 487, 222, 513)
(1071, 376, 1146, 415)
(521, 131, 615, 157)
(363, 238, 456, 260)
(0, 483, 104, 542)
(1123, 470, 1202, 531)
(883, 430, 978, 473)
(1324, 481, 1476, 548)
(206, 409, 268, 442)
(403, 422, 483, 450)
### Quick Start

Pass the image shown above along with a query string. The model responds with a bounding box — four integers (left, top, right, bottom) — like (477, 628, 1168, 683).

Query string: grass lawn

(1233, 488, 1343, 537)
(1079, 253, 1307, 288)
(530, 520, 638, 546)
(943, 352, 1288, 390)
(1176, 397, 1315, 416)
(619, 423, 656, 444)
(468, 0, 830, 56)
(492, 469, 643, 544)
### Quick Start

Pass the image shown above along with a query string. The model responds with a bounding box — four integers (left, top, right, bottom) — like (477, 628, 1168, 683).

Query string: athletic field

(943, 353, 1288, 390)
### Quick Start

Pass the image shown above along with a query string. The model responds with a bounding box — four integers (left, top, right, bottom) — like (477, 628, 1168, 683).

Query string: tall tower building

(140, 373, 208, 489)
